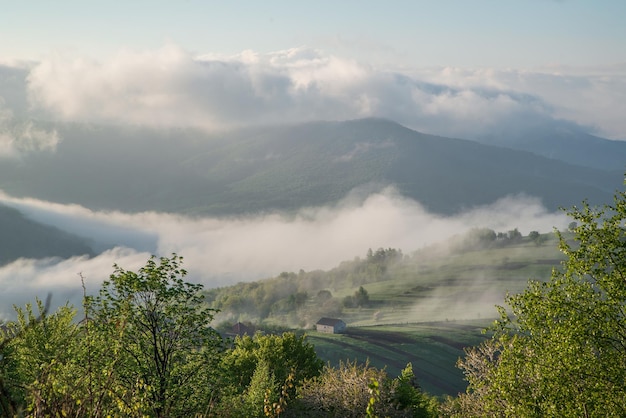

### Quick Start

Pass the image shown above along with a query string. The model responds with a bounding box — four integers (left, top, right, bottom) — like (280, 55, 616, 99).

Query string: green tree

(354, 286, 370, 307)
(450, 188, 626, 416)
(392, 363, 440, 417)
(3, 299, 84, 416)
(86, 254, 223, 417)
(218, 332, 322, 415)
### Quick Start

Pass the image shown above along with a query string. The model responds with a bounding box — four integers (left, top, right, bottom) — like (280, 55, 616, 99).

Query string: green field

(307, 320, 491, 397)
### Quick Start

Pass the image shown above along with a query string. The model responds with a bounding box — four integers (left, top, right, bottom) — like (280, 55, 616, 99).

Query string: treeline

(0, 255, 438, 417)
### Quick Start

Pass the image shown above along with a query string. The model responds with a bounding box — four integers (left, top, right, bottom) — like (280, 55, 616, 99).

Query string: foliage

(1, 255, 223, 417)
(215, 332, 322, 417)
(366, 378, 381, 418)
(343, 286, 371, 308)
(3, 299, 87, 416)
(448, 187, 626, 416)
(85, 254, 223, 417)
(527, 230, 546, 246)
(0, 297, 59, 417)
(393, 363, 440, 417)
(221, 332, 323, 392)
(291, 360, 438, 417)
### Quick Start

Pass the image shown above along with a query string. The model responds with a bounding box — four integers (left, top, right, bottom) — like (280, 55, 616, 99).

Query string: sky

(2, 1, 625, 69)
(0, 1, 623, 317)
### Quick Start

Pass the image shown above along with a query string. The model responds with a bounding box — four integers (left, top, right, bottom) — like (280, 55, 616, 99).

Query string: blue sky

(3, 1, 625, 68)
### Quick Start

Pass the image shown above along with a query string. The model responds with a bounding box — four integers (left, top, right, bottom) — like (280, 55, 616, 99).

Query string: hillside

(0, 119, 620, 216)
(477, 121, 626, 171)
(207, 228, 564, 327)
(0, 204, 94, 264)
(208, 229, 565, 396)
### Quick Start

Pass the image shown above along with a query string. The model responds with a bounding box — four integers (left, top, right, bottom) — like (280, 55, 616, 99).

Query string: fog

(0, 188, 568, 319)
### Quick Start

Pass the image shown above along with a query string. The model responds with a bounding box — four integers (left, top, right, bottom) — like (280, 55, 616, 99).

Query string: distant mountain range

(0, 117, 624, 263)
(475, 120, 626, 172)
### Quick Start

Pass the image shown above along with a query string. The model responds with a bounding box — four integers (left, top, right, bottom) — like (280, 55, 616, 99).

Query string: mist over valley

(0, 40, 624, 323)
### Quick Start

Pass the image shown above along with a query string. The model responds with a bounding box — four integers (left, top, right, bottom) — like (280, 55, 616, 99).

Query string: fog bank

(0, 188, 568, 319)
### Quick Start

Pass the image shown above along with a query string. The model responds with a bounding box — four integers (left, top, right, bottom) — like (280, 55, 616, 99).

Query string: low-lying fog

(0, 188, 568, 320)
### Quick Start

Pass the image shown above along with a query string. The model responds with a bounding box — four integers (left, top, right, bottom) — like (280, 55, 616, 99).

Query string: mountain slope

(477, 122, 626, 171)
(0, 204, 94, 264)
(0, 118, 621, 216)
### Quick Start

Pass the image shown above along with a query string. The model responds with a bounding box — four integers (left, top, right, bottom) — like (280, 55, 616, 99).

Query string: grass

(307, 319, 492, 397)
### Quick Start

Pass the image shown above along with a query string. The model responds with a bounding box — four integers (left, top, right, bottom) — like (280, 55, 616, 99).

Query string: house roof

(232, 322, 250, 334)
(316, 317, 345, 326)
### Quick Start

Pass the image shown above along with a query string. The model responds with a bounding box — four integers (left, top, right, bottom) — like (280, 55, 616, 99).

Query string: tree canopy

(446, 186, 626, 417)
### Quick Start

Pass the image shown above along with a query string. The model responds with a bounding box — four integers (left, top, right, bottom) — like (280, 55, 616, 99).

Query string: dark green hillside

(0, 205, 93, 264)
(0, 119, 620, 215)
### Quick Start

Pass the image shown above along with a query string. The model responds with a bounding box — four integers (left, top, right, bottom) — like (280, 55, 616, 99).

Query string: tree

(527, 230, 545, 246)
(0, 297, 82, 416)
(449, 187, 626, 416)
(3, 299, 87, 416)
(354, 286, 370, 307)
(292, 361, 438, 417)
(317, 289, 333, 303)
(217, 332, 323, 416)
(86, 254, 223, 417)
(507, 227, 522, 242)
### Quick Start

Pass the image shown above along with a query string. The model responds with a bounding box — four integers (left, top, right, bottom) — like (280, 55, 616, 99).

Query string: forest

(2, 186, 626, 417)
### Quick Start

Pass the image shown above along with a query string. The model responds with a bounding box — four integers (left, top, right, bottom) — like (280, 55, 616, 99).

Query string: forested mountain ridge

(476, 121, 626, 171)
(0, 118, 621, 216)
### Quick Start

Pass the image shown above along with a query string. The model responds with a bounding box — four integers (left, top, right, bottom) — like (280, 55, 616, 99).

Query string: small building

(316, 317, 346, 334)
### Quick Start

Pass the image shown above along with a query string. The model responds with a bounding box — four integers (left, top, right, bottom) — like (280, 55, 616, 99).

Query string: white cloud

(0, 189, 568, 319)
(23, 44, 626, 139)
(416, 65, 626, 139)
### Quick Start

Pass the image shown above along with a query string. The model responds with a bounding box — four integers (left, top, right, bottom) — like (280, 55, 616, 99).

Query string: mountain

(0, 204, 94, 264)
(0, 118, 621, 216)
(476, 121, 626, 171)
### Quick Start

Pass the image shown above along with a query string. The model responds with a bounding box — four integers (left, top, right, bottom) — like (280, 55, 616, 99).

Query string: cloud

(0, 98, 60, 158)
(0, 188, 568, 320)
(335, 139, 395, 162)
(416, 65, 626, 139)
(23, 44, 626, 139)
